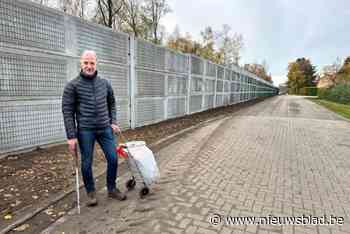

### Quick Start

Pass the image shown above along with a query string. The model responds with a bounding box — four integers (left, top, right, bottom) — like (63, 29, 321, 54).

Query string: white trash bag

(125, 141, 160, 186)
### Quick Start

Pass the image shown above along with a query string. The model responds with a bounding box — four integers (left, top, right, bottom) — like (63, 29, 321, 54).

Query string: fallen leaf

(8, 156, 18, 160)
(32, 195, 39, 199)
(3, 194, 13, 198)
(10, 200, 22, 207)
(13, 224, 30, 231)
(45, 208, 54, 216)
(58, 211, 66, 216)
(4, 214, 12, 220)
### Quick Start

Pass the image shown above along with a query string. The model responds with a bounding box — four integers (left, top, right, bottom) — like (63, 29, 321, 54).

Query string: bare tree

(322, 56, 342, 76)
(79, 0, 91, 18)
(29, 0, 90, 18)
(215, 24, 244, 65)
(95, 0, 124, 28)
(121, 0, 144, 37)
(142, 0, 171, 44)
(61, 0, 81, 17)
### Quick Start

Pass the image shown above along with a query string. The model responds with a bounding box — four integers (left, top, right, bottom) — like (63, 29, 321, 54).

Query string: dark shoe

(108, 189, 127, 201)
(86, 191, 98, 207)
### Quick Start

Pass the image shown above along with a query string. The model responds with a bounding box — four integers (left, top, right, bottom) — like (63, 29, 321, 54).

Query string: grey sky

(162, 0, 350, 85)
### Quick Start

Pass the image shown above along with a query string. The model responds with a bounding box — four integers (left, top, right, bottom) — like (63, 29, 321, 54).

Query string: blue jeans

(77, 127, 118, 193)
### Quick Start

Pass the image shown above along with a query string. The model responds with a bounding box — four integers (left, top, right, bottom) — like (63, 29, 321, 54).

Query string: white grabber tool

(73, 148, 81, 214)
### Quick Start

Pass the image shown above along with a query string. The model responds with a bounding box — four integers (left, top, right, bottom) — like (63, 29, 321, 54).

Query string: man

(62, 50, 126, 206)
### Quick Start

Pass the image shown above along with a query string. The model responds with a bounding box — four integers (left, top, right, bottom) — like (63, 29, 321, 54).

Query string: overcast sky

(162, 0, 350, 85)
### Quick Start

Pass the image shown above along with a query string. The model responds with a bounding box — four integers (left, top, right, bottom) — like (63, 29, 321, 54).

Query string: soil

(0, 99, 262, 231)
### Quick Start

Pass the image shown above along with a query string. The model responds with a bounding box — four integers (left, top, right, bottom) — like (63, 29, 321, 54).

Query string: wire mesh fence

(0, 0, 278, 155)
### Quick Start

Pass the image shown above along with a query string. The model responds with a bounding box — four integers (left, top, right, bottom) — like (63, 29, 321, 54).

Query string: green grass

(310, 98, 350, 120)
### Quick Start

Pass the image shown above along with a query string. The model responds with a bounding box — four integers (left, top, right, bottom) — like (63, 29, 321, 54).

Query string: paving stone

(41, 96, 350, 234)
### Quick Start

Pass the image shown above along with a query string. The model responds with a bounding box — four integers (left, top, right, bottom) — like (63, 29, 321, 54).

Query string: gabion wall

(0, 0, 278, 155)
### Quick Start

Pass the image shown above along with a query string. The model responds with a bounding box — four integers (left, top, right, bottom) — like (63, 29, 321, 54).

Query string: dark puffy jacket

(62, 71, 117, 139)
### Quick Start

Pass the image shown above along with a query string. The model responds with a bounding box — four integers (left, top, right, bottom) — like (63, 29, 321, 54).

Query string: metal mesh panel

(224, 94, 230, 105)
(0, 0, 277, 154)
(240, 83, 245, 92)
(216, 80, 223, 92)
(235, 83, 241, 92)
(135, 98, 164, 127)
(240, 93, 244, 102)
(99, 64, 129, 98)
(0, 53, 67, 98)
(167, 97, 187, 118)
(0, 100, 65, 154)
(136, 39, 165, 71)
(190, 95, 202, 113)
(235, 93, 240, 103)
(204, 79, 215, 93)
(191, 56, 204, 75)
(0, 0, 65, 51)
(230, 82, 237, 93)
(216, 94, 223, 107)
(224, 81, 230, 93)
(230, 94, 235, 103)
(232, 72, 238, 81)
(75, 19, 128, 64)
(168, 75, 188, 96)
(244, 83, 248, 92)
(191, 77, 203, 93)
(136, 71, 165, 97)
(116, 98, 130, 129)
(238, 74, 243, 83)
(203, 94, 214, 109)
(166, 50, 188, 73)
(217, 66, 224, 79)
(225, 69, 231, 80)
(206, 62, 216, 77)
(98, 60, 130, 129)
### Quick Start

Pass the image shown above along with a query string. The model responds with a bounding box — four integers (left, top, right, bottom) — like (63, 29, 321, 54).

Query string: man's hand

(111, 124, 121, 134)
(67, 138, 78, 155)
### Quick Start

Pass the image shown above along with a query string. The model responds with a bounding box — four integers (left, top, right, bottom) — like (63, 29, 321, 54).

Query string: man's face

(80, 53, 97, 76)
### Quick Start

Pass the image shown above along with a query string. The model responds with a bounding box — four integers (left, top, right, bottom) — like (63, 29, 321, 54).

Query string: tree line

(287, 56, 350, 103)
(30, 0, 274, 83)
(287, 58, 317, 94)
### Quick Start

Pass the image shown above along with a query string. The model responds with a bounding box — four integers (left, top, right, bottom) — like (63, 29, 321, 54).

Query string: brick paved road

(42, 96, 350, 234)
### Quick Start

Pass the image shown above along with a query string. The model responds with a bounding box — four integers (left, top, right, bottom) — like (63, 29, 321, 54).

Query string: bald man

(62, 50, 126, 206)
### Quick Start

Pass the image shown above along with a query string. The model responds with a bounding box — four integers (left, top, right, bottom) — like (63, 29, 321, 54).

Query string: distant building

(278, 83, 288, 95)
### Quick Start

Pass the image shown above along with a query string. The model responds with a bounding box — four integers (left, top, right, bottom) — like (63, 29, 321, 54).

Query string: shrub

(298, 87, 318, 96)
(317, 88, 330, 99)
(318, 84, 350, 104)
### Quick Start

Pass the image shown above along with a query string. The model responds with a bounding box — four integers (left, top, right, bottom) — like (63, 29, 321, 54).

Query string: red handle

(116, 145, 129, 158)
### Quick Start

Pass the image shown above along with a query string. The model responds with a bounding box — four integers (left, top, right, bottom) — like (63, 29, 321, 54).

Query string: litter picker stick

(74, 148, 81, 214)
